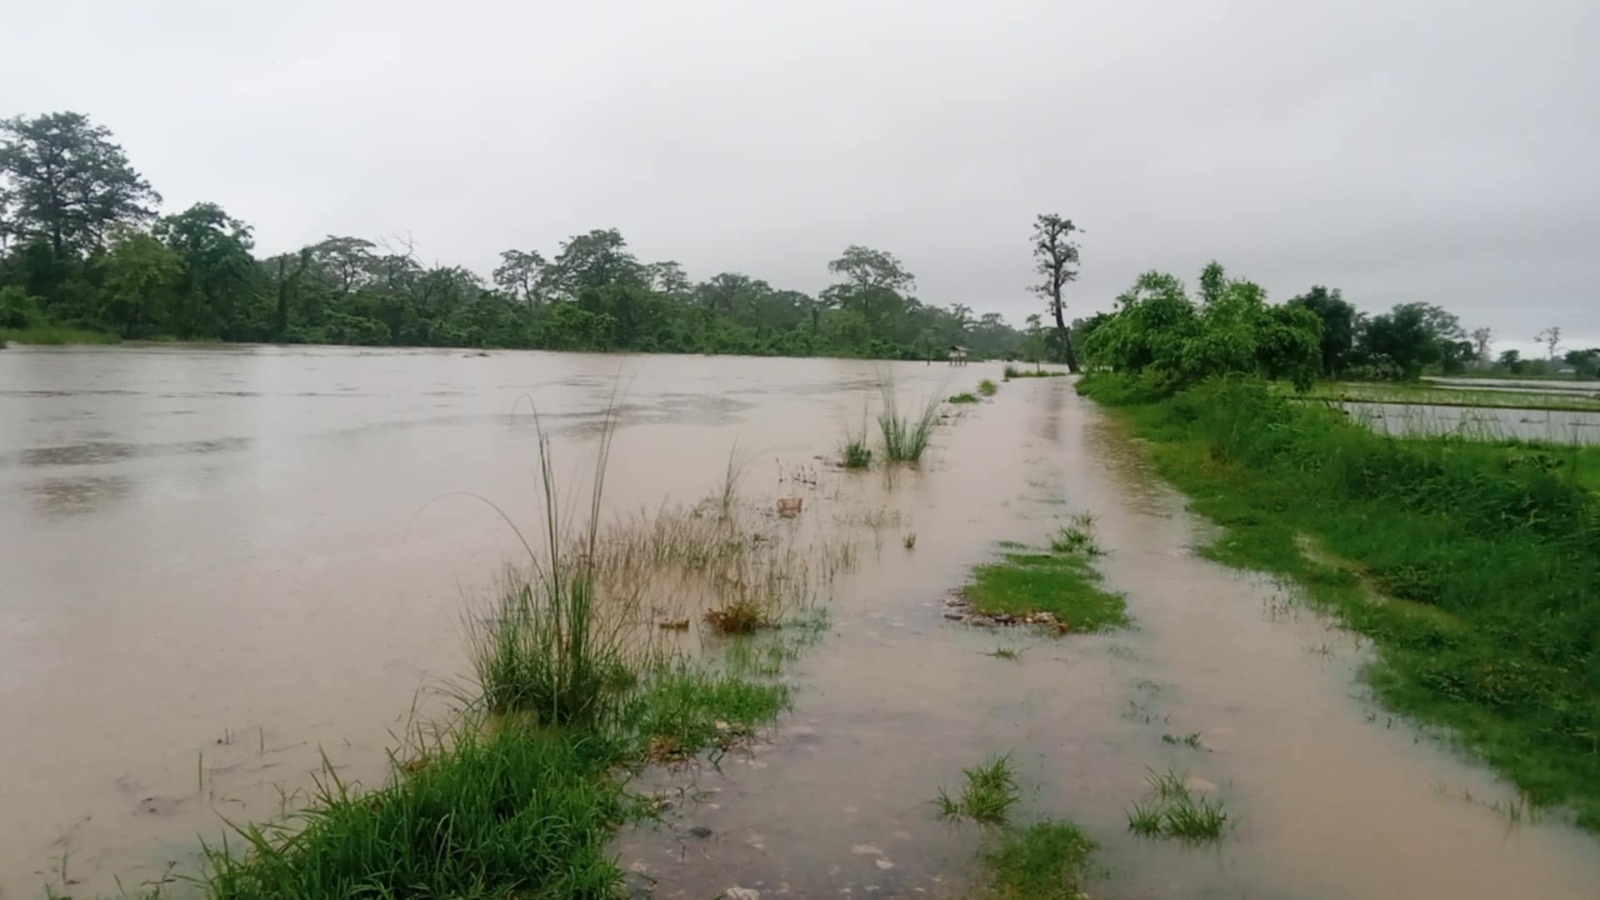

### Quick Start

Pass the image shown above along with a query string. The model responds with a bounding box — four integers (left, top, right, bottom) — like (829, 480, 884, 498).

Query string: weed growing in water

(949, 392, 981, 404)
(1004, 364, 1067, 380)
(935, 754, 1022, 825)
(842, 439, 873, 469)
(1049, 512, 1105, 556)
(1124, 768, 1232, 842)
(986, 646, 1024, 660)
(978, 379, 999, 397)
(904, 532, 917, 550)
(1162, 732, 1205, 750)
(703, 598, 774, 635)
(979, 819, 1097, 900)
(877, 375, 941, 464)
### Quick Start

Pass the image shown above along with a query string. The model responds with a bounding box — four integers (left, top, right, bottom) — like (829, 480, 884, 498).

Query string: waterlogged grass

(949, 392, 981, 404)
(966, 553, 1127, 632)
(111, 407, 840, 898)
(979, 820, 1097, 900)
(978, 378, 999, 396)
(0, 324, 120, 345)
(936, 754, 1022, 825)
(1295, 381, 1600, 413)
(1049, 513, 1104, 556)
(199, 721, 628, 898)
(878, 377, 941, 464)
(1124, 769, 1231, 842)
(1081, 374, 1600, 829)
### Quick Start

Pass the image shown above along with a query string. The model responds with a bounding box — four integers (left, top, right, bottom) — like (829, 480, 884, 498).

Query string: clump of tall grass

(935, 754, 1021, 825)
(948, 392, 980, 404)
(877, 376, 941, 464)
(465, 408, 642, 727)
(978, 379, 999, 396)
(1124, 769, 1231, 842)
(198, 719, 628, 898)
(1049, 512, 1104, 556)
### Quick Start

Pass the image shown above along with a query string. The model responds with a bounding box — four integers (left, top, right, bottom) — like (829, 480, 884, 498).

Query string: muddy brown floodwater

(3, 345, 1599, 900)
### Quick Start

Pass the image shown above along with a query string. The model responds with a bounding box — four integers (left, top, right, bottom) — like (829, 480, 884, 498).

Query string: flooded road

(4, 346, 1599, 898)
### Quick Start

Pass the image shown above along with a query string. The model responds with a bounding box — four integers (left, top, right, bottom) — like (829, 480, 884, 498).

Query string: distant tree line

(0, 111, 1028, 360)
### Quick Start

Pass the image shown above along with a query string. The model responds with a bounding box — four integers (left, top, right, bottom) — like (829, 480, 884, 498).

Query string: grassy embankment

(1291, 381, 1600, 413)
(86, 419, 849, 899)
(1079, 374, 1600, 829)
(0, 324, 120, 345)
(963, 514, 1129, 633)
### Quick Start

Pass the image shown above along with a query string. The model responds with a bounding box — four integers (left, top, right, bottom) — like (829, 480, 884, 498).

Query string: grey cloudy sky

(5, 0, 1597, 352)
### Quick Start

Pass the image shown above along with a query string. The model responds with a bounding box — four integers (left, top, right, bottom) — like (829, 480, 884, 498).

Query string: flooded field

(4, 345, 1600, 899)
(1343, 401, 1600, 445)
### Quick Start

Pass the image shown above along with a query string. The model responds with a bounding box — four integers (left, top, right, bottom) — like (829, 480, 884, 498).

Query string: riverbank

(1078, 374, 1600, 829)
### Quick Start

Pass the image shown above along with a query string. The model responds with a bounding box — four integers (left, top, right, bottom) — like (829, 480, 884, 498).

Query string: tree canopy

(0, 110, 1028, 359)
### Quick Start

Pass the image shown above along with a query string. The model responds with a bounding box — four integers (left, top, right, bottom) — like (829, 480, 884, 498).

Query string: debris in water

(777, 496, 804, 517)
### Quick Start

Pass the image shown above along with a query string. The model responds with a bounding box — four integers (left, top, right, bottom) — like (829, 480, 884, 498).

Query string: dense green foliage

(979, 820, 1097, 900)
(0, 111, 1026, 358)
(1080, 374, 1600, 827)
(1083, 262, 1323, 390)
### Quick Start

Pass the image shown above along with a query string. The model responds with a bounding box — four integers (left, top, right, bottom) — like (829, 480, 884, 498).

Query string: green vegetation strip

(966, 552, 1128, 632)
(1080, 374, 1600, 829)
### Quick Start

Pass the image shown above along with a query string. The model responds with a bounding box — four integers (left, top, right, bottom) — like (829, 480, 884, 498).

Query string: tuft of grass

(842, 438, 873, 469)
(1162, 732, 1205, 750)
(878, 375, 942, 464)
(978, 379, 999, 397)
(1080, 373, 1600, 829)
(935, 754, 1022, 825)
(619, 664, 791, 762)
(703, 598, 774, 635)
(949, 392, 981, 404)
(1048, 512, 1104, 556)
(903, 532, 917, 550)
(980, 820, 1097, 900)
(986, 646, 1024, 661)
(965, 552, 1127, 632)
(1124, 768, 1230, 842)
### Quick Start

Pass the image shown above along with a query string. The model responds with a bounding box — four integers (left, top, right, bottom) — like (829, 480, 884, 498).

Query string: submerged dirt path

(614, 376, 1600, 899)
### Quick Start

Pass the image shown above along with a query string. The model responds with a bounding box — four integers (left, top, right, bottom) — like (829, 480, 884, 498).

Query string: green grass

(979, 820, 1097, 900)
(878, 377, 941, 464)
(965, 552, 1127, 632)
(949, 392, 981, 404)
(1123, 768, 1230, 842)
(1293, 381, 1600, 413)
(0, 324, 120, 345)
(978, 379, 999, 396)
(1080, 373, 1600, 829)
(1049, 513, 1104, 556)
(935, 754, 1022, 825)
(1162, 732, 1205, 750)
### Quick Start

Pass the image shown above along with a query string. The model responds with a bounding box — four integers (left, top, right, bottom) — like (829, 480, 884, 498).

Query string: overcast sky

(5, 0, 1597, 352)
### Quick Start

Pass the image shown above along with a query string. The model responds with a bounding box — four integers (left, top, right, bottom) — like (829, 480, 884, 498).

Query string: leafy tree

(1498, 349, 1524, 374)
(1030, 214, 1082, 372)
(541, 229, 643, 300)
(1289, 286, 1358, 378)
(492, 249, 546, 309)
(0, 112, 160, 257)
(1563, 348, 1600, 379)
(1084, 264, 1320, 390)
(155, 203, 259, 339)
(102, 227, 181, 337)
(824, 245, 914, 328)
(1358, 304, 1441, 380)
